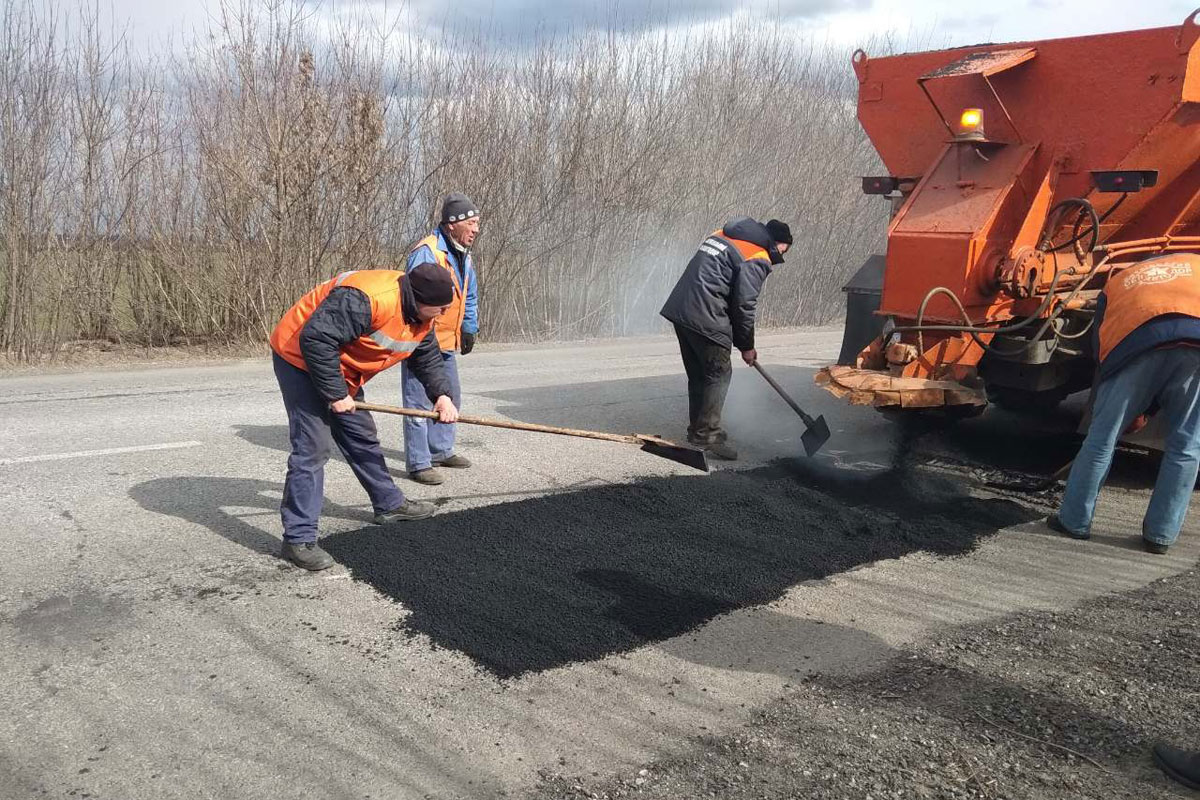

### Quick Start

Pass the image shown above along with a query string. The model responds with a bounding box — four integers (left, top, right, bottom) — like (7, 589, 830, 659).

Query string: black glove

(460, 331, 476, 355)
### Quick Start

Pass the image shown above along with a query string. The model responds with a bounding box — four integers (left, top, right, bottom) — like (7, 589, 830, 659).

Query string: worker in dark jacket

(269, 264, 459, 571)
(1048, 252, 1200, 553)
(660, 217, 792, 460)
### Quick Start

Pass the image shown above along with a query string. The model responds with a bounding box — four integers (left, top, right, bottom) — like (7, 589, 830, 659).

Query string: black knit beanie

(441, 193, 480, 224)
(406, 263, 455, 306)
(766, 219, 793, 246)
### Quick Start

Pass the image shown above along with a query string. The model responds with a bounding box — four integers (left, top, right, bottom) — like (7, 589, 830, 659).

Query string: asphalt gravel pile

(322, 459, 1040, 678)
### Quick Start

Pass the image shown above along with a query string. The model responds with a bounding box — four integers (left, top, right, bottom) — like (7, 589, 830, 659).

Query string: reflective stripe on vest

(709, 230, 769, 264)
(1098, 254, 1200, 363)
(413, 233, 468, 352)
(368, 329, 421, 354)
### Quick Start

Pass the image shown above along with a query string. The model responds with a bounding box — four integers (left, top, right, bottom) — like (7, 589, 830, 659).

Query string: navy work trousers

(273, 353, 405, 543)
(673, 324, 732, 443)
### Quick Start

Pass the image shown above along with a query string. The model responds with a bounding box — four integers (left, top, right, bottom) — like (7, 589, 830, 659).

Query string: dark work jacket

(659, 217, 784, 351)
(297, 283, 451, 402)
(1092, 292, 1200, 381)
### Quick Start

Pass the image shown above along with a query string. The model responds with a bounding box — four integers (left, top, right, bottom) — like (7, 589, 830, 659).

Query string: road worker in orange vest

(1048, 252, 1200, 554)
(269, 263, 460, 571)
(401, 193, 481, 485)
(659, 217, 792, 461)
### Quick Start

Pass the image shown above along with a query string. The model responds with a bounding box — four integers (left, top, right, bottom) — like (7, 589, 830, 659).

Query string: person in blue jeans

(401, 193, 480, 485)
(1049, 253, 1200, 554)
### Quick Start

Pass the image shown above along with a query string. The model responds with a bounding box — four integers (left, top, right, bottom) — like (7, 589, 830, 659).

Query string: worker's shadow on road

(314, 457, 1040, 679)
(231, 424, 411, 480)
(128, 476, 376, 556)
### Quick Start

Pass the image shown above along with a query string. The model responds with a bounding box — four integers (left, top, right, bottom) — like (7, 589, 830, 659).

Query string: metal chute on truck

(819, 12, 1200, 421)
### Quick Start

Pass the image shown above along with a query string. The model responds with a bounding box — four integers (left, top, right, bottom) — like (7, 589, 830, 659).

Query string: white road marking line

(0, 440, 204, 466)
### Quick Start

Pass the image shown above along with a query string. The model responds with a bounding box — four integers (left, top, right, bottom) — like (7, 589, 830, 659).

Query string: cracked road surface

(1, 329, 1195, 799)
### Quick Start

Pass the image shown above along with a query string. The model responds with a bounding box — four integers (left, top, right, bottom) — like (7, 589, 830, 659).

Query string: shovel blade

(800, 415, 831, 457)
(637, 436, 709, 472)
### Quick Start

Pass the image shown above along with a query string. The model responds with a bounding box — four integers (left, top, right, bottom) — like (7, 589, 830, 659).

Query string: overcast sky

(93, 0, 1197, 53)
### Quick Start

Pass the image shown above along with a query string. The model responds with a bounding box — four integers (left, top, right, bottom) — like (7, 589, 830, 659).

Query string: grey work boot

(374, 499, 437, 524)
(704, 440, 738, 461)
(687, 433, 737, 461)
(436, 454, 472, 469)
(280, 541, 335, 571)
(409, 467, 445, 485)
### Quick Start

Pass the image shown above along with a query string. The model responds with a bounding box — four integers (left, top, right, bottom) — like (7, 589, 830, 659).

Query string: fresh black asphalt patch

(321, 459, 1040, 678)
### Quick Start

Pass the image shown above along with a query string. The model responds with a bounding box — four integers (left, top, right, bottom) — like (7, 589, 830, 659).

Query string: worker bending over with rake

(1048, 252, 1200, 554)
(270, 264, 459, 571)
(660, 217, 791, 461)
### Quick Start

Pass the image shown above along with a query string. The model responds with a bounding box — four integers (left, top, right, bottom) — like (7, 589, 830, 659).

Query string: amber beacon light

(956, 108, 985, 140)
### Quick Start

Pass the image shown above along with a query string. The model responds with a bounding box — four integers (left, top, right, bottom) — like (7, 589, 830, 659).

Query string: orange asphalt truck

(820, 12, 1200, 420)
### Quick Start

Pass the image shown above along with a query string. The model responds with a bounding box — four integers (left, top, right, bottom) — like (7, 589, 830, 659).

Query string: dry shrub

(0, 0, 884, 359)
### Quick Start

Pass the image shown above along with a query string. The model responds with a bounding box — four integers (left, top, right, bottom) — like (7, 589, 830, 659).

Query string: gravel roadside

(531, 564, 1200, 799)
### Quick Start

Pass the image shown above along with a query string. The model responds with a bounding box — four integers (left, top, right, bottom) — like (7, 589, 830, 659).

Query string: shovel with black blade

(355, 402, 708, 472)
(752, 362, 831, 457)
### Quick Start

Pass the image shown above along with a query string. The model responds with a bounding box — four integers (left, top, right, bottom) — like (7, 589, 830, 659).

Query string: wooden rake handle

(354, 401, 640, 445)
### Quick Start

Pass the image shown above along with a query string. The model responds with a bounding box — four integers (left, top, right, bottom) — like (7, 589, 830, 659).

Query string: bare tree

(0, 0, 883, 360)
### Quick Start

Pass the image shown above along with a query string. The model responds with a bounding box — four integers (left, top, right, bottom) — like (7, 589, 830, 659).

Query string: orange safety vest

(709, 229, 771, 264)
(270, 269, 433, 396)
(412, 233, 468, 352)
(1098, 253, 1200, 362)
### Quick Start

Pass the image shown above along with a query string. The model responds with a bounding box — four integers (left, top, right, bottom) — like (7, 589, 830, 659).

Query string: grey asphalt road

(1, 329, 1195, 799)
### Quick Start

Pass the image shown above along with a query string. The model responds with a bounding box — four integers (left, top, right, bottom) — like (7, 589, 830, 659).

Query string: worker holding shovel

(660, 217, 791, 460)
(269, 264, 460, 571)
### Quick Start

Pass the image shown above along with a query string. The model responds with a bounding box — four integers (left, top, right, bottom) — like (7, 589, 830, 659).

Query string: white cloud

(88, 0, 1200, 54)
(805, 0, 1195, 49)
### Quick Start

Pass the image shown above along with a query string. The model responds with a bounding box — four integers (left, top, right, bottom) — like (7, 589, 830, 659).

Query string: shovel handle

(753, 363, 815, 426)
(354, 401, 640, 445)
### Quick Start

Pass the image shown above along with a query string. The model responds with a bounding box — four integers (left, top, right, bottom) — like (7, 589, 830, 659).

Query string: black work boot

(280, 541, 335, 571)
(1046, 513, 1090, 540)
(1143, 538, 1170, 555)
(374, 499, 437, 524)
(1153, 743, 1200, 789)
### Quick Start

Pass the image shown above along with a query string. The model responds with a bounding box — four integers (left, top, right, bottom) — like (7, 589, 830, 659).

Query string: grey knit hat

(441, 193, 480, 224)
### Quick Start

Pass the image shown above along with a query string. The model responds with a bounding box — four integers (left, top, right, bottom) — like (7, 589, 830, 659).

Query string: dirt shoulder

(532, 564, 1200, 799)
(0, 341, 268, 376)
(0, 326, 841, 377)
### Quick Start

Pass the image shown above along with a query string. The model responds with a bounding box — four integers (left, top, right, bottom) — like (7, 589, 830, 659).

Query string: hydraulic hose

(896, 250, 1115, 362)
(1041, 198, 1101, 255)
(895, 264, 1064, 337)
